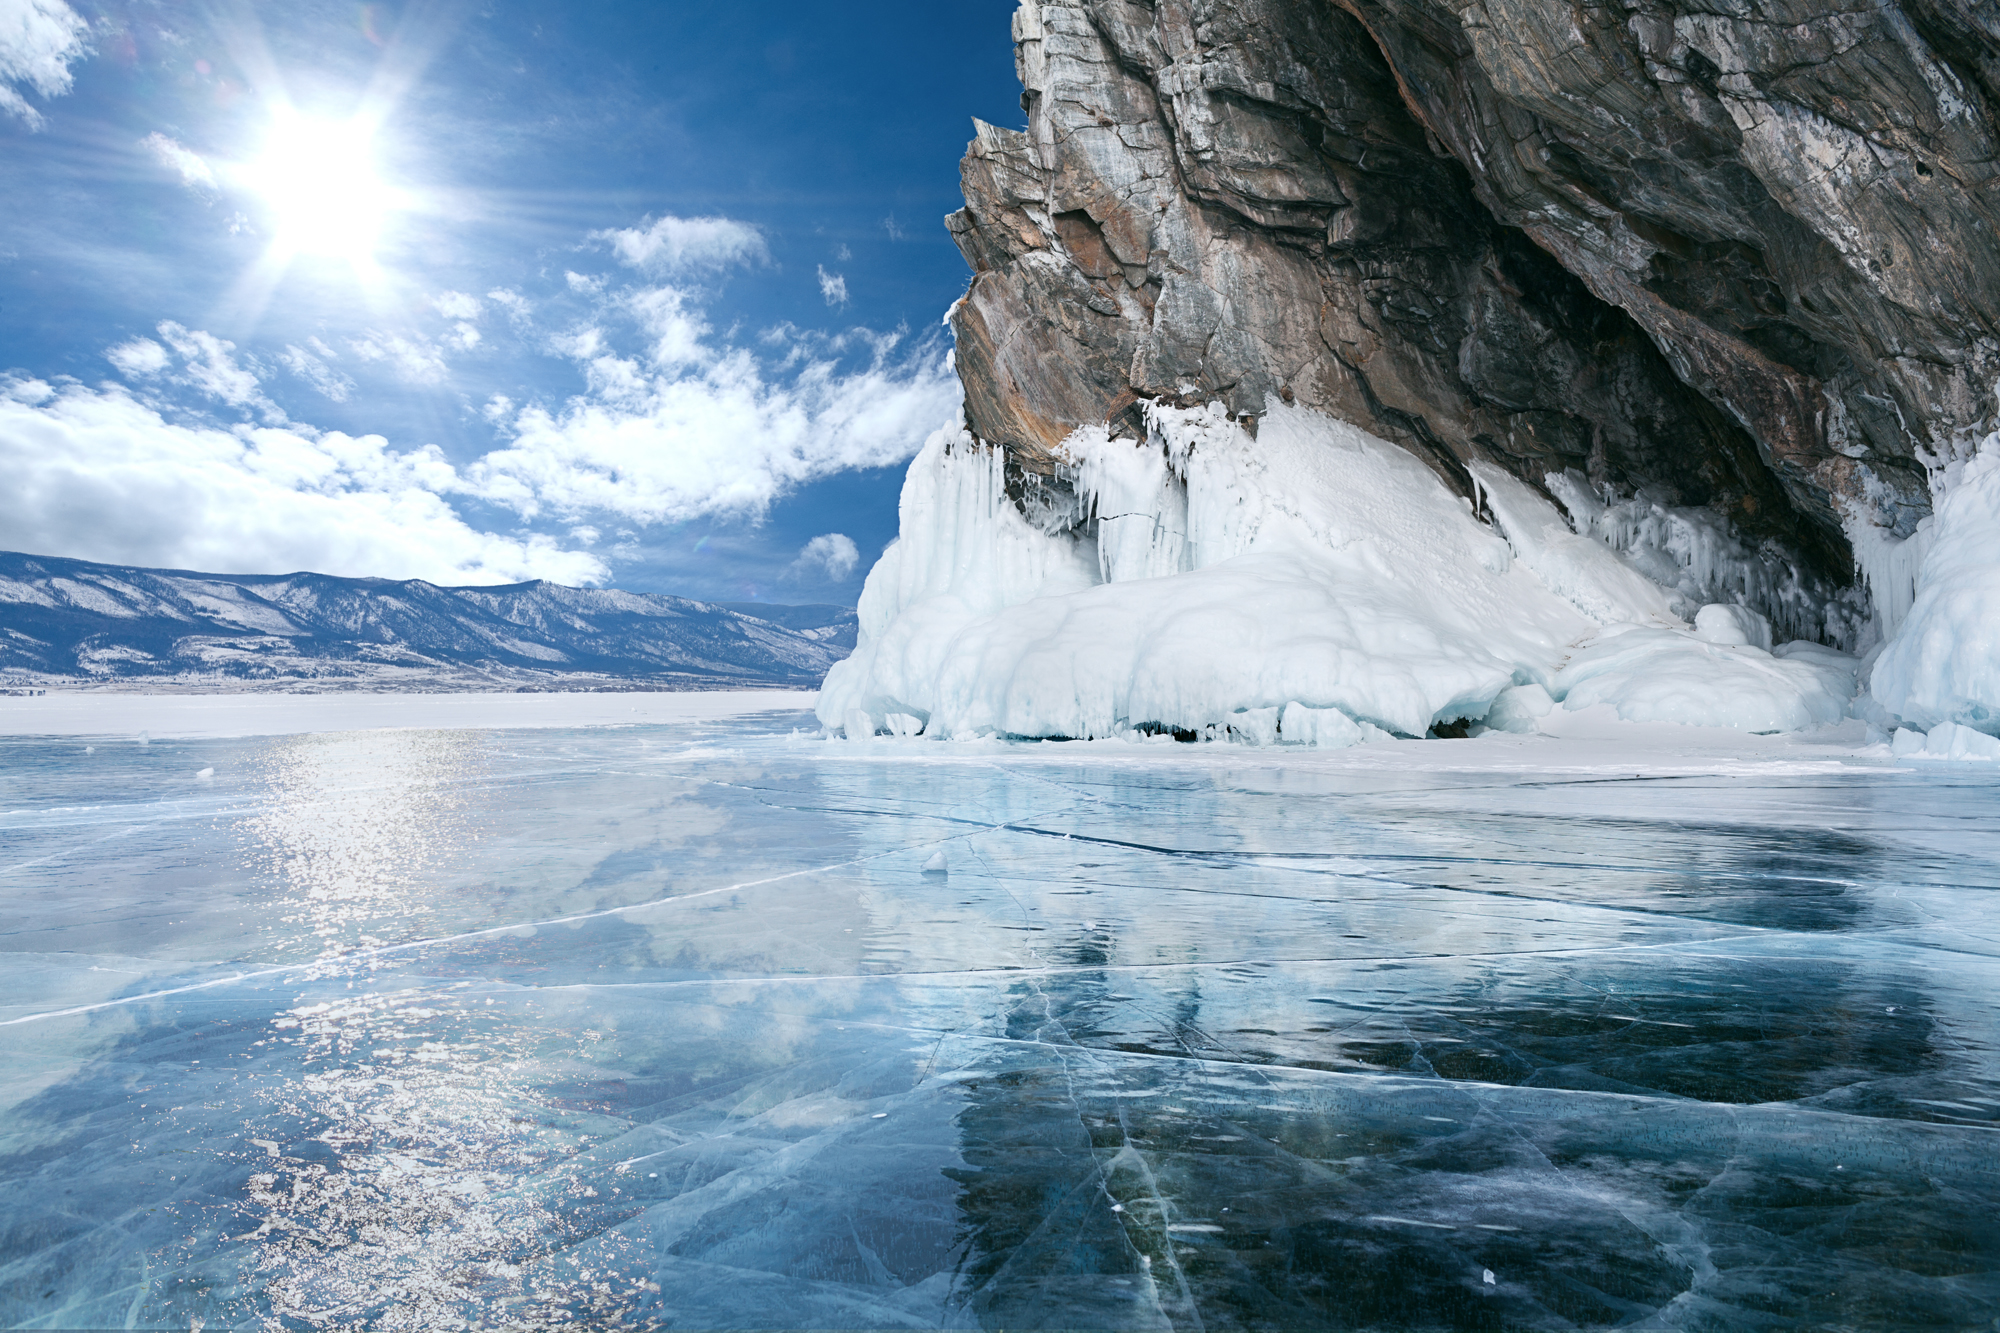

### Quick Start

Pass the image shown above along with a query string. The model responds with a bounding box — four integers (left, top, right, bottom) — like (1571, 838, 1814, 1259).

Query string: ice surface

(2, 710, 1997, 1330)
(823, 404, 1862, 743)
(1870, 432, 2000, 735)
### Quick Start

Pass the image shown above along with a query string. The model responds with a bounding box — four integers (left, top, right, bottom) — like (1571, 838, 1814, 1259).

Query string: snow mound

(820, 402, 1858, 742)
(1693, 603, 1773, 650)
(1555, 630, 1857, 733)
(1871, 435, 2000, 735)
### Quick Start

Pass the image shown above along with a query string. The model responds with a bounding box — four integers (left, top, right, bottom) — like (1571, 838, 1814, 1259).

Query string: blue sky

(0, 0, 1023, 603)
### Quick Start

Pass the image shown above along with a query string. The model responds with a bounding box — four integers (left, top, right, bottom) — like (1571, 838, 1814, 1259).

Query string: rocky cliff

(947, 0, 2000, 644)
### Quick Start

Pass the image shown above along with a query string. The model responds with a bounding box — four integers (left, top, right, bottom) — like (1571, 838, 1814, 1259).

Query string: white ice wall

(821, 401, 1863, 742)
(1870, 430, 2000, 735)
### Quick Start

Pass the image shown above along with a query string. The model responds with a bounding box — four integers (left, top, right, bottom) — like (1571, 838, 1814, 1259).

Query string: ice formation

(819, 402, 1868, 742)
(1891, 721, 2000, 762)
(1869, 433, 2000, 736)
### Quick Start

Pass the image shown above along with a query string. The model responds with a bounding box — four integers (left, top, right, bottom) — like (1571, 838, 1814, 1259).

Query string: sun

(247, 111, 404, 264)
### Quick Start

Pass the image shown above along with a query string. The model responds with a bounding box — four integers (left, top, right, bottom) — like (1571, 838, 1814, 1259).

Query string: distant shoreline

(0, 689, 820, 738)
(0, 676, 820, 696)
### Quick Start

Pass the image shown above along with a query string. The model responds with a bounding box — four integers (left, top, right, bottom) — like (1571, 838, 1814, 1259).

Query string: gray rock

(947, 0, 2000, 640)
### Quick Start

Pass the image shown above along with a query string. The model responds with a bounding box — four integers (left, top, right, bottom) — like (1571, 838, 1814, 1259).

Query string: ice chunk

(1278, 703, 1365, 748)
(921, 849, 948, 874)
(1891, 720, 2000, 762)
(1693, 604, 1774, 651)
(1871, 432, 2000, 735)
(1555, 629, 1856, 732)
(1226, 706, 1281, 746)
(1484, 683, 1556, 734)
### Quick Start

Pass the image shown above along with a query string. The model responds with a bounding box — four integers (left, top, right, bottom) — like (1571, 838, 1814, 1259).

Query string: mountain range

(0, 551, 856, 691)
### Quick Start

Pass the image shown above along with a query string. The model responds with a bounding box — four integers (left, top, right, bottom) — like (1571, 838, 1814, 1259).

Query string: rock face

(948, 0, 2000, 636)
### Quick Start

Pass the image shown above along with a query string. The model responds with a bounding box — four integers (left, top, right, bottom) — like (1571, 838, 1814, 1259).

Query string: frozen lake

(2, 700, 1997, 1329)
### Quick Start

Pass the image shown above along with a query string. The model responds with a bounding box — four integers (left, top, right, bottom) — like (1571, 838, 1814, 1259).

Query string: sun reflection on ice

(235, 988, 651, 1329)
(241, 730, 485, 963)
(199, 733, 661, 1325)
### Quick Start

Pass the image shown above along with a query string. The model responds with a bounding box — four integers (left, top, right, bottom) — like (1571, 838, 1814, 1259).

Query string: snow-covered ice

(2, 707, 1997, 1329)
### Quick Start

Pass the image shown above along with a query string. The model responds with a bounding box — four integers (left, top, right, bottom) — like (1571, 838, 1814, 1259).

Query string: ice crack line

(0, 832, 993, 1029)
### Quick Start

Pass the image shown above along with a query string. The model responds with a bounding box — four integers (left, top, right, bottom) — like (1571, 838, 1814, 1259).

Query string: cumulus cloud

(140, 132, 215, 190)
(0, 0, 89, 128)
(469, 288, 956, 525)
(816, 266, 848, 307)
(788, 533, 860, 583)
(594, 214, 768, 276)
(0, 375, 605, 584)
(106, 337, 169, 378)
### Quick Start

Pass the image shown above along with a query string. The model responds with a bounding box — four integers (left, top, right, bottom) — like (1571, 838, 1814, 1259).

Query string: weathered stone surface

(947, 0, 2000, 626)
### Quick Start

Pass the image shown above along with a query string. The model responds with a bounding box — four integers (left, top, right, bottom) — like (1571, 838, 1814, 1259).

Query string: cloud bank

(0, 376, 604, 585)
(3, 212, 955, 585)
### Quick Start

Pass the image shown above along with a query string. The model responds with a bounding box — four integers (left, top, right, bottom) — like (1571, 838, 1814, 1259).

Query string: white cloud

(348, 332, 448, 385)
(788, 533, 860, 582)
(817, 266, 848, 307)
(140, 132, 215, 190)
(108, 322, 279, 416)
(0, 376, 605, 585)
(432, 290, 482, 320)
(594, 214, 768, 276)
(155, 321, 268, 410)
(487, 288, 533, 327)
(467, 286, 955, 525)
(0, 0, 89, 129)
(106, 337, 169, 378)
(278, 343, 356, 402)
(625, 284, 707, 369)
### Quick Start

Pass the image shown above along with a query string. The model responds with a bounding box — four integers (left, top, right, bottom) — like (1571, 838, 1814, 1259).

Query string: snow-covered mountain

(0, 552, 856, 691)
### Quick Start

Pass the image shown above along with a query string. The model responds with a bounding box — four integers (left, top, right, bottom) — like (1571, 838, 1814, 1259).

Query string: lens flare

(247, 111, 403, 264)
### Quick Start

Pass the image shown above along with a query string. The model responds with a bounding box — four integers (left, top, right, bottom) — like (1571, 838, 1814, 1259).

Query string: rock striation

(948, 0, 2000, 637)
